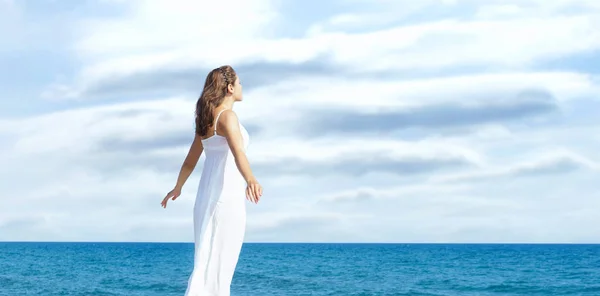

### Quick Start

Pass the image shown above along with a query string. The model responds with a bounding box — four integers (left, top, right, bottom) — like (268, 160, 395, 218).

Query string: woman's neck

(220, 97, 235, 110)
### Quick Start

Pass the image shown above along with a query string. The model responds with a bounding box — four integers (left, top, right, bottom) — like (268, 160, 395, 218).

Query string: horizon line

(1, 241, 600, 245)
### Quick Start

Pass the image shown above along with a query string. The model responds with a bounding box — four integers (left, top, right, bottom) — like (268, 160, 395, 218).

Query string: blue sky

(1, 0, 600, 243)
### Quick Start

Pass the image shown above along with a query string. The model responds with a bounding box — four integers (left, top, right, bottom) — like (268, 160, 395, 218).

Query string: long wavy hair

(195, 65, 237, 137)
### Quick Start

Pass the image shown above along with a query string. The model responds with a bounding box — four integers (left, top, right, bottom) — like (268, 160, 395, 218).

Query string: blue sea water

(1, 243, 599, 295)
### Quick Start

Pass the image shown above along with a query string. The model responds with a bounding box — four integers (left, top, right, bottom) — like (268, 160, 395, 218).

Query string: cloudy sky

(1, 0, 599, 243)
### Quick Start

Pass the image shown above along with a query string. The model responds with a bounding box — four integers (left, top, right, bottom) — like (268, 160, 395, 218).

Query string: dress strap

(213, 109, 228, 135)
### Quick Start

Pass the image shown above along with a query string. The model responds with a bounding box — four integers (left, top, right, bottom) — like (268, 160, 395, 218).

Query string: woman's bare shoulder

(218, 109, 240, 131)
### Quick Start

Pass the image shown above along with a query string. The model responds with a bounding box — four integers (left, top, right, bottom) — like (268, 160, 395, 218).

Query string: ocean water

(0, 243, 599, 295)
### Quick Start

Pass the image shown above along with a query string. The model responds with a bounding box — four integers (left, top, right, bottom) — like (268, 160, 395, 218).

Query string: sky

(1, 0, 599, 243)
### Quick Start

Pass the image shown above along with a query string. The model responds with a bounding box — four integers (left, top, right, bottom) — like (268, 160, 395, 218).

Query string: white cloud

(74, 0, 279, 58)
(432, 149, 599, 184)
(44, 0, 600, 100)
(318, 15, 600, 71)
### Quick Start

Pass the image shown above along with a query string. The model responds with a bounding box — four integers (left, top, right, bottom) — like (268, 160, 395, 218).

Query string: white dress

(184, 109, 249, 296)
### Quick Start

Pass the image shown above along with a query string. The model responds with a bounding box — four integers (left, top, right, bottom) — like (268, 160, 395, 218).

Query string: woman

(160, 65, 263, 295)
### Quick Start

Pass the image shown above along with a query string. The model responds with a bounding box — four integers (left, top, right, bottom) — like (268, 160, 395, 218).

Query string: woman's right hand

(161, 187, 181, 208)
(246, 178, 262, 204)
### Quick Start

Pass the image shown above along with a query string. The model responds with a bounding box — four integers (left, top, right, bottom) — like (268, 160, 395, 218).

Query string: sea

(0, 242, 599, 295)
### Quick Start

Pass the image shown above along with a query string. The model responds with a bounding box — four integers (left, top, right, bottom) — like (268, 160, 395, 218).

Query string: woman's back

(200, 109, 249, 153)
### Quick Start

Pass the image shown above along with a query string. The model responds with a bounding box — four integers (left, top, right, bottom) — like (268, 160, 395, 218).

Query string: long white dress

(184, 109, 249, 296)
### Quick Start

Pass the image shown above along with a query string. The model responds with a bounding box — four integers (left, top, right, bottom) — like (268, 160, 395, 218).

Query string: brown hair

(195, 65, 237, 136)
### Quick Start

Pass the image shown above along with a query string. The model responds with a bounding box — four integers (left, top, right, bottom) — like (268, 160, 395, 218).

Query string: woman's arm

(174, 134, 204, 190)
(219, 110, 262, 203)
(161, 134, 204, 208)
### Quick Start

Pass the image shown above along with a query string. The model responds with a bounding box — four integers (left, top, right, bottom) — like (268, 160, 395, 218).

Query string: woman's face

(232, 76, 243, 101)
